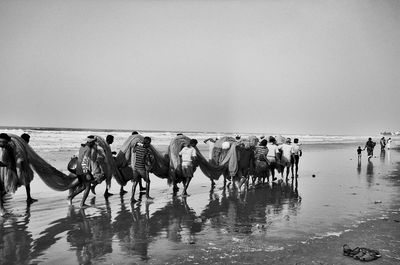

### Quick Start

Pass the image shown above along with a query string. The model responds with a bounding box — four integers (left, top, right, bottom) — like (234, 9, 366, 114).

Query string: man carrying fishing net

(68, 135, 106, 207)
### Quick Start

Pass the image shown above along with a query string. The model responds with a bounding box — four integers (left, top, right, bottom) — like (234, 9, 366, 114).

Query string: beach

(1, 130, 400, 264)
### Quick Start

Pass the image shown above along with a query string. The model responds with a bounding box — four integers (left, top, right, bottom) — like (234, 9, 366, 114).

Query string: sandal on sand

(343, 245, 381, 262)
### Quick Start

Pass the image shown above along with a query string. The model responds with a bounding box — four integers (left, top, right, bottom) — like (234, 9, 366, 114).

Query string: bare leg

(238, 177, 247, 190)
(131, 181, 139, 203)
(270, 166, 276, 181)
(0, 193, 5, 216)
(120, 186, 127, 195)
(139, 178, 146, 192)
(145, 177, 152, 199)
(182, 177, 192, 196)
(68, 183, 86, 205)
(286, 166, 290, 180)
(104, 186, 113, 198)
(26, 184, 38, 204)
(211, 179, 215, 188)
(80, 182, 91, 208)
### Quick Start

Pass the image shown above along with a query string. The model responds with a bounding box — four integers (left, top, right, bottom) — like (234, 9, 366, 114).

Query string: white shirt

(280, 143, 293, 160)
(266, 143, 279, 157)
(179, 147, 197, 162)
(292, 143, 302, 155)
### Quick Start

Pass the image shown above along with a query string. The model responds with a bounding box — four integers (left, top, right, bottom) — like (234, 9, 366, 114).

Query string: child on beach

(357, 146, 362, 162)
(179, 139, 198, 196)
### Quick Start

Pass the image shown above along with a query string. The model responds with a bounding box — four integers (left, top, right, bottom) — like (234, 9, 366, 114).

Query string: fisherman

(266, 136, 279, 181)
(291, 138, 302, 176)
(179, 139, 198, 196)
(130, 137, 154, 203)
(14, 133, 37, 203)
(131, 131, 146, 193)
(107, 135, 128, 195)
(253, 139, 269, 183)
(363, 138, 376, 161)
(0, 133, 17, 216)
(68, 135, 106, 207)
(204, 137, 217, 161)
(380, 137, 386, 151)
(279, 138, 294, 179)
(90, 134, 128, 197)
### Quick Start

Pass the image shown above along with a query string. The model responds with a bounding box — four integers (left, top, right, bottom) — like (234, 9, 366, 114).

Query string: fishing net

(10, 134, 76, 191)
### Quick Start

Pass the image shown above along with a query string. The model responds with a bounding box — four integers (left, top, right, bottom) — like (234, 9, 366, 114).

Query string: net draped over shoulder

(9, 134, 76, 191)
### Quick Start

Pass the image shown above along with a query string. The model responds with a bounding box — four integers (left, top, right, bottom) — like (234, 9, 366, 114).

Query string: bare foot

(104, 191, 113, 198)
(27, 198, 38, 204)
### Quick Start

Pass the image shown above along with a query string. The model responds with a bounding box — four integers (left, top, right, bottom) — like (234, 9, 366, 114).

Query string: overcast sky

(0, 0, 399, 135)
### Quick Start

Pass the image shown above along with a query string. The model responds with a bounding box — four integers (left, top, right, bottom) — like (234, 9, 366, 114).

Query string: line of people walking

(0, 131, 303, 216)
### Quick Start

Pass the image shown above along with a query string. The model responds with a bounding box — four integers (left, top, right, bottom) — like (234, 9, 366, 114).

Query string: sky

(0, 0, 399, 135)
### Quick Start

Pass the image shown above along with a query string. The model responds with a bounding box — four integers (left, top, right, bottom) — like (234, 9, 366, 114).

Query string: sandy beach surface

(1, 141, 400, 265)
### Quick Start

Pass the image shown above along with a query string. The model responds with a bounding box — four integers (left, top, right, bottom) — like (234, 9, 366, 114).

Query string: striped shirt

(254, 146, 268, 161)
(134, 145, 148, 170)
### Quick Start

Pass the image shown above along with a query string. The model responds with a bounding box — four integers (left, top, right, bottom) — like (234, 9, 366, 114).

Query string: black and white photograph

(0, 0, 399, 264)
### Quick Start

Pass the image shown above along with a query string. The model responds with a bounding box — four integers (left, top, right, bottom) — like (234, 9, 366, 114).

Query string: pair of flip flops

(343, 244, 381, 261)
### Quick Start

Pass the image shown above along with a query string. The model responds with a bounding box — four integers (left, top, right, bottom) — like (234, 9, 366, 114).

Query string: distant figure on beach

(179, 139, 198, 196)
(68, 136, 106, 207)
(0, 133, 17, 216)
(266, 136, 279, 181)
(15, 133, 37, 203)
(235, 135, 241, 141)
(363, 138, 376, 160)
(387, 138, 392, 150)
(204, 137, 217, 161)
(380, 137, 386, 151)
(291, 138, 302, 176)
(279, 138, 294, 179)
(130, 136, 154, 203)
(357, 146, 363, 163)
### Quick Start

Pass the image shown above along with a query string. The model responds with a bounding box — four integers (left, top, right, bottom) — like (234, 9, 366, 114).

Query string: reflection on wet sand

(0, 204, 33, 265)
(0, 181, 301, 264)
(366, 161, 374, 187)
(201, 180, 300, 234)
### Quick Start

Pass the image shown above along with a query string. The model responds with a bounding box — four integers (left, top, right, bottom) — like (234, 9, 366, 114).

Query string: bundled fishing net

(9, 134, 76, 191)
(0, 140, 18, 193)
(94, 135, 122, 189)
(114, 134, 169, 186)
(9, 135, 34, 187)
(210, 135, 259, 178)
(211, 137, 239, 177)
(167, 135, 225, 184)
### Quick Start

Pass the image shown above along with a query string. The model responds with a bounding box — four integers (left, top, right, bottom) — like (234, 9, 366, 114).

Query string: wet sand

(1, 143, 400, 264)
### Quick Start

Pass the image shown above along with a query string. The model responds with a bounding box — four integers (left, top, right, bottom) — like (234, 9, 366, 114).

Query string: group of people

(0, 131, 303, 215)
(357, 136, 392, 162)
(246, 136, 302, 185)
